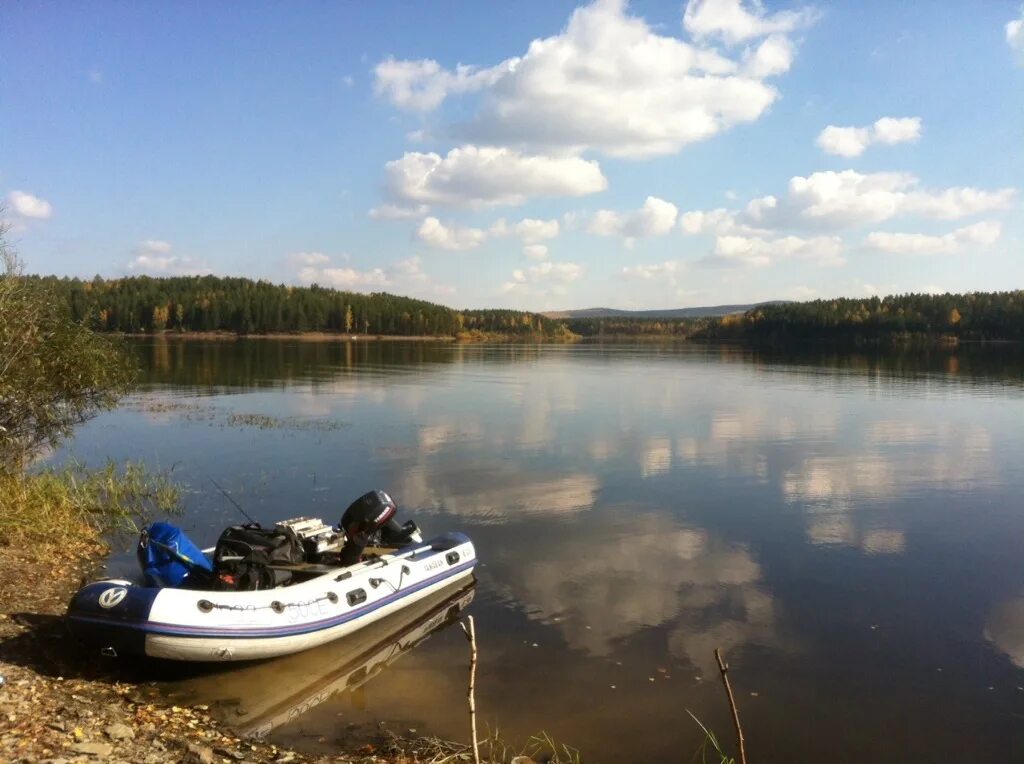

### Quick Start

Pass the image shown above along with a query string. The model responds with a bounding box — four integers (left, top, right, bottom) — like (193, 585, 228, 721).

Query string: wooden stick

(460, 616, 481, 764)
(714, 648, 748, 764)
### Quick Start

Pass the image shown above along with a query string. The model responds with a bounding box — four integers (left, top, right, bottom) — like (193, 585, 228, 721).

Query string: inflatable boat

(66, 490, 477, 662)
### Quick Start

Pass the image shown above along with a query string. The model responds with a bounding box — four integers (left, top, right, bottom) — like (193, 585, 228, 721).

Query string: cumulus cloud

(523, 244, 550, 261)
(1008, 8, 1024, 65)
(712, 233, 845, 267)
(588, 196, 679, 245)
(412, 214, 561, 253)
(743, 34, 794, 77)
(742, 171, 1015, 230)
(368, 203, 430, 220)
(286, 251, 331, 266)
(501, 260, 583, 297)
(383, 146, 607, 208)
(127, 240, 210, 276)
(622, 260, 686, 284)
(376, 0, 809, 159)
(513, 218, 560, 243)
(133, 239, 172, 255)
(416, 217, 488, 251)
(817, 117, 922, 157)
(488, 217, 561, 243)
(865, 221, 1002, 255)
(294, 253, 454, 297)
(6, 190, 53, 220)
(374, 56, 516, 112)
(683, 0, 818, 45)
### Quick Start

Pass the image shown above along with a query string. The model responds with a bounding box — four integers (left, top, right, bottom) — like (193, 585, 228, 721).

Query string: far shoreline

(120, 330, 458, 342)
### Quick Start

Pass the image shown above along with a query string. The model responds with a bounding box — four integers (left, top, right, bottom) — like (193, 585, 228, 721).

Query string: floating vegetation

(224, 413, 348, 431)
(126, 397, 347, 432)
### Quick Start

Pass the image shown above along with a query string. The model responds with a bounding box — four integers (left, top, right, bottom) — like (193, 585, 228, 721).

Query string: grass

(687, 711, 736, 764)
(0, 461, 181, 550)
(374, 726, 583, 764)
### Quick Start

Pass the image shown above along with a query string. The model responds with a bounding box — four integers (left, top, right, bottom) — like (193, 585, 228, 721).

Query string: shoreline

(119, 331, 457, 342)
(115, 330, 579, 343)
(0, 541, 461, 763)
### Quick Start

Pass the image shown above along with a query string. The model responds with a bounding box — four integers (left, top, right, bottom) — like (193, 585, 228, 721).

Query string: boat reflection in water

(163, 580, 475, 739)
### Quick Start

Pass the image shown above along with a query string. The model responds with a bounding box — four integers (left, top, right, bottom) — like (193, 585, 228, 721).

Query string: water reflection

(56, 340, 1024, 763)
(486, 510, 776, 671)
(163, 582, 475, 738)
(986, 595, 1024, 669)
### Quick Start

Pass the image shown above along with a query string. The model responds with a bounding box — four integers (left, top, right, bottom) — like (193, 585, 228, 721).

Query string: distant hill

(544, 302, 785, 319)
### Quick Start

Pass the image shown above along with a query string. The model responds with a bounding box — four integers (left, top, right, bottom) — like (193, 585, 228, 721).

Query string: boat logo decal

(98, 587, 128, 609)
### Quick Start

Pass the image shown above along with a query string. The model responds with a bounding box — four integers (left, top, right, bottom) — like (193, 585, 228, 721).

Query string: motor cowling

(339, 490, 419, 565)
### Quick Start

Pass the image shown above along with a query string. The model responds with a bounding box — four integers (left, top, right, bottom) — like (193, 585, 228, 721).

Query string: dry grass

(0, 461, 180, 551)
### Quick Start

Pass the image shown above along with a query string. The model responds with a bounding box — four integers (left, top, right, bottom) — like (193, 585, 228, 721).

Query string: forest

(694, 291, 1024, 343)
(34, 274, 573, 339)
(34, 275, 1024, 345)
(568, 292, 1024, 343)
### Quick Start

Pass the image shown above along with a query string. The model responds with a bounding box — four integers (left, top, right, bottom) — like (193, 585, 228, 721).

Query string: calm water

(57, 339, 1024, 762)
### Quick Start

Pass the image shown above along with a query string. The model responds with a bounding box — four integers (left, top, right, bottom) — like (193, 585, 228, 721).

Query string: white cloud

(294, 254, 454, 298)
(865, 221, 1002, 255)
(369, 203, 430, 220)
(286, 251, 331, 266)
(523, 244, 550, 261)
(713, 233, 845, 267)
(681, 207, 738, 234)
(374, 56, 515, 112)
(743, 171, 1015, 230)
(383, 146, 607, 208)
(1008, 8, 1024, 65)
(127, 241, 210, 276)
(300, 265, 389, 289)
(588, 196, 679, 245)
(683, 0, 818, 45)
(376, 0, 807, 159)
(816, 126, 871, 158)
(872, 116, 922, 145)
(416, 217, 488, 251)
(133, 239, 172, 255)
(742, 34, 794, 77)
(501, 260, 583, 297)
(512, 218, 560, 243)
(6, 190, 53, 220)
(817, 117, 921, 157)
(622, 260, 686, 284)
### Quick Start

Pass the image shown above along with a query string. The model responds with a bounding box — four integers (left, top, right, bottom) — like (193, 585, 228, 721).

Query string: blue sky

(3, 0, 1022, 311)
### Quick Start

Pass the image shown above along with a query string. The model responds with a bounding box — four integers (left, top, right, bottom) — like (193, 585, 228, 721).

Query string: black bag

(213, 524, 305, 590)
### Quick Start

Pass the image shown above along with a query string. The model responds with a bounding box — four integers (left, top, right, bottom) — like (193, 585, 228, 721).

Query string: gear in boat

(65, 490, 477, 661)
(138, 489, 423, 592)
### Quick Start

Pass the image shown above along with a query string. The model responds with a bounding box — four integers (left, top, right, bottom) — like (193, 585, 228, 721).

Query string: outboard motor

(339, 490, 421, 565)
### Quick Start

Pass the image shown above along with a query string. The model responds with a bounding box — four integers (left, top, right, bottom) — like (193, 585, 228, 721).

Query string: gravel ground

(0, 545, 469, 764)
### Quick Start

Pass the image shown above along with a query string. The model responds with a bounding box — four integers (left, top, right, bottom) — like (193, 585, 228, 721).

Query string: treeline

(566, 317, 706, 337)
(34, 275, 573, 339)
(695, 291, 1024, 343)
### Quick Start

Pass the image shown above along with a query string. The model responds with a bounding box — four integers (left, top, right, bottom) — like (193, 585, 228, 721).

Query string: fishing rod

(208, 476, 261, 527)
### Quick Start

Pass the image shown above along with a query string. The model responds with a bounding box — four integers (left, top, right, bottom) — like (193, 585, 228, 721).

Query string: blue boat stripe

(67, 559, 476, 639)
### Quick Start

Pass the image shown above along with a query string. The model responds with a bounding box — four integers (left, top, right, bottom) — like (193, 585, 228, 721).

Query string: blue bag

(137, 522, 214, 588)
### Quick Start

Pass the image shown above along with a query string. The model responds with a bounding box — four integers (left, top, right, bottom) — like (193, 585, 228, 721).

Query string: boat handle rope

(197, 591, 339, 613)
(369, 564, 411, 594)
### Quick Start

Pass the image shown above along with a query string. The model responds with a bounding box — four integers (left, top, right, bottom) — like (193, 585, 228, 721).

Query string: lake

(56, 338, 1024, 762)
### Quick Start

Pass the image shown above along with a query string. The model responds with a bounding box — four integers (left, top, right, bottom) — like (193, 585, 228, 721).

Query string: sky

(2, 0, 1023, 311)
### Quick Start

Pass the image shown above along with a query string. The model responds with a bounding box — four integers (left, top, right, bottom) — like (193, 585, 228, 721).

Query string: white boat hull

(67, 532, 476, 662)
